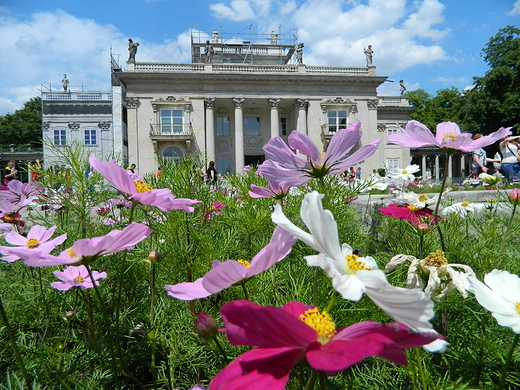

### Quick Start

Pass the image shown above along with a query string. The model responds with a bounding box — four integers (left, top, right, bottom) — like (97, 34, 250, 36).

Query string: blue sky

(1, 0, 519, 115)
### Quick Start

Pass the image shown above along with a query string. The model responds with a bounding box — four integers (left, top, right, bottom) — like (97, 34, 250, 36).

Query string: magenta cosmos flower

(210, 300, 438, 390)
(9, 222, 152, 267)
(51, 265, 107, 291)
(257, 121, 381, 183)
(89, 154, 200, 212)
(0, 225, 67, 263)
(165, 227, 296, 300)
(388, 121, 512, 152)
(379, 204, 439, 226)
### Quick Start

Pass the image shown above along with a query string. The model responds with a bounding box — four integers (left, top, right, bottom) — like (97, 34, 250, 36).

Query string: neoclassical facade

(113, 30, 413, 176)
(42, 89, 128, 167)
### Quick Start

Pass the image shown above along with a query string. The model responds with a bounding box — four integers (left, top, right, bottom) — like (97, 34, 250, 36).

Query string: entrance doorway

(244, 155, 264, 168)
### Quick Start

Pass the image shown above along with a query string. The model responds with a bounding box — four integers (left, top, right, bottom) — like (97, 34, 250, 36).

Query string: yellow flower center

(407, 205, 420, 211)
(418, 195, 429, 202)
(516, 303, 520, 315)
(423, 250, 448, 267)
(74, 276, 85, 282)
(134, 179, 153, 193)
(299, 308, 336, 344)
(4, 216, 13, 221)
(401, 170, 408, 174)
(442, 132, 458, 141)
(237, 259, 250, 269)
(461, 201, 470, 207)
(26, 238, 40, 248)
(345, 254, 372, 274)
(68, 247, 77, 258)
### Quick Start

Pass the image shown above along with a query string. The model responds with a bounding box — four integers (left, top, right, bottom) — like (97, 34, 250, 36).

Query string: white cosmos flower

(386, 253, 475, 301)
(272, 191, 447, 352)
(355, 178, 389, 193)
(441, 201, 487, 217)
(396, 191, 440, 209)
(388, 164, 420, 182)
(468, 270, 520, 334)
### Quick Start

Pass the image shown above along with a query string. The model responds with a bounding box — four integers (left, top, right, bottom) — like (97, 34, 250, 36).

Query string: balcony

(149, 124, 193, 141)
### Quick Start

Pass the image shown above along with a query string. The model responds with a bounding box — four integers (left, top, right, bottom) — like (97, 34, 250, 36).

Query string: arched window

(162, 146, 184, 163)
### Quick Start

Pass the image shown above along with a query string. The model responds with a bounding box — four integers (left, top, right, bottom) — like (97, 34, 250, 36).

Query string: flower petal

(164, 278, 212, 301)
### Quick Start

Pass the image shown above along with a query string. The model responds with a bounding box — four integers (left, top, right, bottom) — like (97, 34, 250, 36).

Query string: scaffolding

(191, 25, 298, 65)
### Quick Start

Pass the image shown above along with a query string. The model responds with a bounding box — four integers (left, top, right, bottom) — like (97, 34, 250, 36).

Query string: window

(217, 156, 231, 174)
(279, 117, 287, 136)
(327, 110, 347, 132)
(386, 127, 398, 140)
(54, 130, 66, 146)
(386, 159, 400, 171)
(216, 117, 230, 136)
(84, 129, 97, 145)
(160, 109, 183, 133)
(244, 117, 260, 136)
(162, 146, 184, 163)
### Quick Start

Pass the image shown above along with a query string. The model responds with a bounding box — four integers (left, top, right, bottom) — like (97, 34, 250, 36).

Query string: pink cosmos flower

(9, 222, 152, 267)
(210, 300, 438, 390)
(0, 225, 67, 263)
(248, 179, 305, 199)
(0, 180, 43, 203)
(379, 204, 439, 226)
(89, 154, 200, 212)
(165, 227, 296, 300)
(257, 121, 381, 183)
(50, 265, 107, 291)
(200, 202, 226, 221)
(388, 121, 512, 152)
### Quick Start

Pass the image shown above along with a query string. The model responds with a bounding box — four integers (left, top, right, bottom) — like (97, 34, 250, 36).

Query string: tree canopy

(0, 97, 42, 147)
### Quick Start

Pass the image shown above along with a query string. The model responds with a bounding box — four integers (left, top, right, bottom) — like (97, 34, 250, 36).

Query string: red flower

(379, 204, 439, 226)
(210, 300, 438, 390)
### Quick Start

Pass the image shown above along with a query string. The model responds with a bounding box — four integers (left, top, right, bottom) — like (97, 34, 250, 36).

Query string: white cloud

(431, 76, 469, 84)
(210, 0, 256, 21)
(508, 0, 520, 16)
(0, 9, 191, 115)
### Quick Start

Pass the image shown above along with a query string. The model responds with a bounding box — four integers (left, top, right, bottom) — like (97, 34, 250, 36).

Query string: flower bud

(509, 189, 520, 205)
(196, 312, 218, 341)
(148, 250, 160, 263)
(65, 310, 75, 318)
(417, 223, 430, 232)
(479, 173, 499, 185)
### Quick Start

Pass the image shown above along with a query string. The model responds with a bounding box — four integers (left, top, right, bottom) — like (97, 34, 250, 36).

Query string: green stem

(496, 333, 520, 390)
(414, 347, 428, 390)
(324, 292, 339, 313)
(495, 203, 517, 267)
(0, 294, 31, 387)
(304, 369, 318, 390)
(240, 282, 250, 300)
(87, 265, 121, 386)
(213, 337, 228, 363)
(150, 262, 157, 390)
(432, 152, 449, 252)
(418, 234, 424, 260)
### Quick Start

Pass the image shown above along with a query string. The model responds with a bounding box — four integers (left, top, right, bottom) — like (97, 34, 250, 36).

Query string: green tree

(0, 97, 42, 147)
(460, 26, 520, 134)
(408, 87, 464, 131)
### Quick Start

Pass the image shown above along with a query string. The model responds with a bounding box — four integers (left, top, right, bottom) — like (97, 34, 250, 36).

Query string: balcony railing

(149, 124, 193, 138)
(131, 63, 373, 76)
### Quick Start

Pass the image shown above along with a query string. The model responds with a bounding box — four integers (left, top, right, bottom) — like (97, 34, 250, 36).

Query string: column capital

(204, 97, 215, 109)
(232, 97, 245, 109)
(124, 96, 140, 109)
(296, 98, 309, 109)
(268, 98, 281, 109)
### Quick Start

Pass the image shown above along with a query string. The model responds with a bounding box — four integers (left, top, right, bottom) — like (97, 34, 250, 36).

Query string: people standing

(471, 134, 488, 175)
(499, 135, 520, 181)
(3, 161, 17, 185)
(206, 161, 218, 186)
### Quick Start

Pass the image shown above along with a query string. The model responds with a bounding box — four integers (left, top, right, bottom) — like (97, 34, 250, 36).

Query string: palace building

(112, 28, 413, 176)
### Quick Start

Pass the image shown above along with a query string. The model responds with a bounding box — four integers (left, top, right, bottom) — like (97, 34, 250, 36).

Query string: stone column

(268, 98, 280, 139)
(435, 155, 440, 180)
(448, 155, 453, 179)
(422, 155, 427, 179)
(204, 98, 215, 162)
(460, 154, 466, 177)
(233, 98, 245, 173)
(296, 99, 309, 134)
